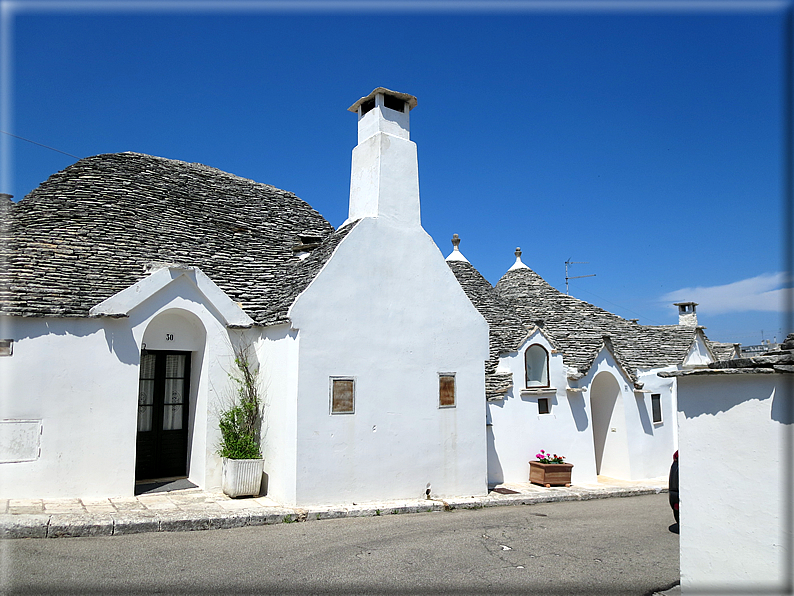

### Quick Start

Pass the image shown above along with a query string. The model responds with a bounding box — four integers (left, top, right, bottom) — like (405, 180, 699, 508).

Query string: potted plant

(529, 449, 573, 487)
(219, 344, 264, 498)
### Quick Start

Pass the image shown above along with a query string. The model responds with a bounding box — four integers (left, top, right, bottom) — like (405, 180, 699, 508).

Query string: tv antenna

(565, 259, 596, 295)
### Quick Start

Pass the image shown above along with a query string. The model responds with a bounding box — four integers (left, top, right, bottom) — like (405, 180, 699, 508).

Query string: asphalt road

(0, 493, 679, 596)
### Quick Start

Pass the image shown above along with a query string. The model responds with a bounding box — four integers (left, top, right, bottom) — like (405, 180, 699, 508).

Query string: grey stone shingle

(446, 260, 527, 400)
(494, 267, 711, 383)
(0, 152, 336, 324)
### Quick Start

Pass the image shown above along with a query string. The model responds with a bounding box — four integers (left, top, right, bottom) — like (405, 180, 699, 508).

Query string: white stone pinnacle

(508, 247, 529, 271)
(445, 233, 470, 263)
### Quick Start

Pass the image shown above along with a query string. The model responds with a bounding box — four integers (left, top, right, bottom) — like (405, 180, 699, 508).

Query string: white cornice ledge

(89, 266, 255, 328)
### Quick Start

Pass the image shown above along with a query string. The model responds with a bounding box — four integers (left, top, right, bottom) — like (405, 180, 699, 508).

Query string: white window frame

(330, 377, 356, 415)
(525, 344, 550, 388)
(438, 373, 456, 408)
(651, 393, 663, 424)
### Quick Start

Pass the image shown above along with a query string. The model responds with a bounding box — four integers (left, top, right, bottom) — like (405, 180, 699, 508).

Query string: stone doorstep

(83, 505, 118, 514)
(217, 499, 260, 511)
(108, 499, 147, 511)
(7, 506, 46, 515)
(8, 499, 44, 509)
(138, 501, 179, 511)
(43, 504, 87, 514)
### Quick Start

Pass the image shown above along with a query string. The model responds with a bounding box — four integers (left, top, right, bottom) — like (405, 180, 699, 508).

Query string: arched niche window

(525, 344, 550, 388)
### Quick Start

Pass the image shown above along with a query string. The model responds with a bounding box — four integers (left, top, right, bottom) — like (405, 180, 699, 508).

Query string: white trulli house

(0, 88, 489, 505)
(446, 241, 735, 487)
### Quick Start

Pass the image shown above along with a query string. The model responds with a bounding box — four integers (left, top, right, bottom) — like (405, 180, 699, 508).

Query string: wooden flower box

(529, 461, 573, 487)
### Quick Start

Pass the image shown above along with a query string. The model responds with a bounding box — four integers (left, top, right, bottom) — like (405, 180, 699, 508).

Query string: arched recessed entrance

(137, 310, 206, 482)
(590, 372, 630, 479)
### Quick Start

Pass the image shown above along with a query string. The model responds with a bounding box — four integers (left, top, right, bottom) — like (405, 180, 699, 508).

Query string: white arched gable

(683, 333, 715, 368)
(497, 327, 556, 373)
(90, 266, 253, 328)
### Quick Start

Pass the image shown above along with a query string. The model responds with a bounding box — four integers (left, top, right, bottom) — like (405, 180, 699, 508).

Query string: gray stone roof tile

(662, 333, 794, 376)
(494, 267, 708, 381)
(1, 152, 335, 324)
(446, 260, 527, 400)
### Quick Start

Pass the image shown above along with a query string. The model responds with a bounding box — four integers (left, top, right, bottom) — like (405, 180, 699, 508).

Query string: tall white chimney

(674, 302, 698, 327)
(345, 87, 420, 226)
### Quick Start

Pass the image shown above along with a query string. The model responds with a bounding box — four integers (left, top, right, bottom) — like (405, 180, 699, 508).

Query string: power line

(1, 130, 80, 159)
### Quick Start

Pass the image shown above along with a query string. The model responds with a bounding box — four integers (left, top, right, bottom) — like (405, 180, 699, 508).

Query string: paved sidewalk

(0, 476, 667, 539)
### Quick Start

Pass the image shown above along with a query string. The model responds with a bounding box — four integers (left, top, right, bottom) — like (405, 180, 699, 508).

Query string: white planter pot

(222, 458, 264, 498)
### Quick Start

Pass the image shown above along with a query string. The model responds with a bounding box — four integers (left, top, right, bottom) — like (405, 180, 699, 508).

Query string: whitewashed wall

(579, 349, 676, 481)
(486, 338, 677, 487)
(287, 216, 489, 507)
(257, 324, 300, 505)
(0, 275, 243, 499)
(0, 316, 140, 498)
(487, 330, 598, 486)
(676, 372, 791, 594)
(635, 366, 678, 478)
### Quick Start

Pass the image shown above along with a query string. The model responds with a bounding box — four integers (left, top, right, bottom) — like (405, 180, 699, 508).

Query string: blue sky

(1, 1, 790, 346)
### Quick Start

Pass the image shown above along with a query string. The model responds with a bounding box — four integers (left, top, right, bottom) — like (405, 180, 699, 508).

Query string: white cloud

(661, 272, 792, 315)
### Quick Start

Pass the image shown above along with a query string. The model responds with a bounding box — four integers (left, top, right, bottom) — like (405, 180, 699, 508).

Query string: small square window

(538, 398, 550, 415)
(439, 374, 456, 408)
(651, 393, 662, 424)
(0, 339, 13, 357)
(331, 378, 355, 414)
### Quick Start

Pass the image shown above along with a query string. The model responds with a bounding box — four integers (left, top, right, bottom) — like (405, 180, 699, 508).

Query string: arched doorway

(590, 372, 630, 479)
(137, 310, 206, 482)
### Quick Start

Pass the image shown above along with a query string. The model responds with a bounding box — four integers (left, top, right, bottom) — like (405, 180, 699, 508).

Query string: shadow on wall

(635, 393, 654, 436)
(9, 318, 142, 366)
(677, 375, 794, 422)
(486, 425, 504, 486)
(771, 375, 794, 425)
(568, 392, 588, 432)
(102, 320, 141, 365)
(12, 318, 105, 340)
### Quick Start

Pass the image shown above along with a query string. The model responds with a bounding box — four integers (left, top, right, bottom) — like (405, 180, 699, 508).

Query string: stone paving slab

(0, 478, 667, 539)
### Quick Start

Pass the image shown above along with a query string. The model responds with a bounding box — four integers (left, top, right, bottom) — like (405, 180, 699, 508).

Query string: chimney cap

(348, 87, 418, 113)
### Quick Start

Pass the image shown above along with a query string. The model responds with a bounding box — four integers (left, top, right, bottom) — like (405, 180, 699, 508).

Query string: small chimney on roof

(674, 302, 698, 327)
(345, 87, 420, 227)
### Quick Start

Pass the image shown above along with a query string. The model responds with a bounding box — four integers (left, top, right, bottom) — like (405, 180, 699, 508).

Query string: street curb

(0, 486, 665, 539)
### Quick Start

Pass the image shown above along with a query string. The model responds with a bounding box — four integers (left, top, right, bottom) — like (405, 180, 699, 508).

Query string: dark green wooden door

(136, 351, 191, 480)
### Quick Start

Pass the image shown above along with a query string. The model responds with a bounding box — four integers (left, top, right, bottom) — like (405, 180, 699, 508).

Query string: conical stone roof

(0, 152, 337, 324)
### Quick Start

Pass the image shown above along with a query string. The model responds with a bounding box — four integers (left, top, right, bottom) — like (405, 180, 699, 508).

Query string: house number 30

(165, 333, 174, 341)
